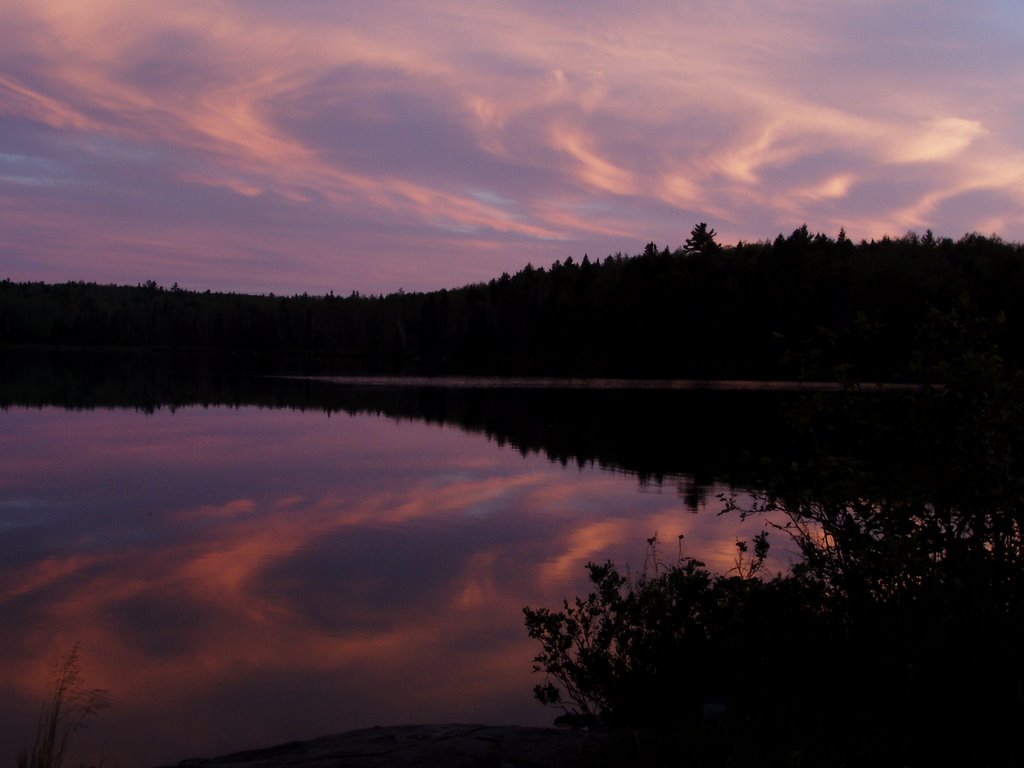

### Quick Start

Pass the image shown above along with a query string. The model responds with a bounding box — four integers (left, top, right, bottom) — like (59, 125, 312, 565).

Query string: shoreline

(162, 724, 614, 768)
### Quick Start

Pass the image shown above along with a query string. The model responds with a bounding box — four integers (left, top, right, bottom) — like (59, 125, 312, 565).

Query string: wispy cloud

(1, 0, 1022, 292)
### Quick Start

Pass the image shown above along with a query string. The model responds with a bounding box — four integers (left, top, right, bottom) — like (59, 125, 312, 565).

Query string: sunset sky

(2, 1, 1023, 295)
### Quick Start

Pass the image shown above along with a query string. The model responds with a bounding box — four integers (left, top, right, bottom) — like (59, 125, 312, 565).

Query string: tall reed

(18, 644, 109, 768)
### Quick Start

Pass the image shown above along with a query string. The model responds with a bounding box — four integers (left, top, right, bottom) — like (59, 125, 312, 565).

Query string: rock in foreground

(170, 724, 614, 768)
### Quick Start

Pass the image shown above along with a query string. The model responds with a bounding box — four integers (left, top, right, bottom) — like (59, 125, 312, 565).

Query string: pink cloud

(2, 1, 1022, 293)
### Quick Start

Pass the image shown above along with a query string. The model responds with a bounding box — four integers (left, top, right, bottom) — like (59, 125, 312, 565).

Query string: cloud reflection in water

(0, 405, 777, 766)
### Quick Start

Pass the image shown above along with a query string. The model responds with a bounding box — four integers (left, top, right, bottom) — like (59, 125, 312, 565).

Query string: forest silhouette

(4, 225, 1024, 381)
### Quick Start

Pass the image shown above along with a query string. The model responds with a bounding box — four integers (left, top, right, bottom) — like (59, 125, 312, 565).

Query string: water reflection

(0, 404, 781, 766)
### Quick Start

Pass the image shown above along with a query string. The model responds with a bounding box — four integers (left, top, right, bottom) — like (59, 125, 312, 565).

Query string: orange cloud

(3, 1, 1023, 291)
(892, 117, 988, 165)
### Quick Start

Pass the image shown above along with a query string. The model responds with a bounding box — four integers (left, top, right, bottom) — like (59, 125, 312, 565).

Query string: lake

(1, 369, 798, 767)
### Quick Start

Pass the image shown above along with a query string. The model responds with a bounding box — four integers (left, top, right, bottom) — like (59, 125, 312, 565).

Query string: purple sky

(2, 1, 1023, 295)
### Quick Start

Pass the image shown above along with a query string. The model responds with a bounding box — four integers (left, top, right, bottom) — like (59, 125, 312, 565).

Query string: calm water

(0, 384, 783, 766)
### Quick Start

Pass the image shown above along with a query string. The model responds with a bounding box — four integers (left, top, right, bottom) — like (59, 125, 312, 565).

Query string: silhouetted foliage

(524, 534, 783, 725)
(683, 221, 721, 255)
(525, 537, 835, 765)
(4, 228, 1024, 380)
(18, 644, 109, 768)
(525, 306, 1024, 766)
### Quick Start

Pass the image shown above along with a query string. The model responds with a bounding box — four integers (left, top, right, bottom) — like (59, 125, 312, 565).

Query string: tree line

(3, 225, 1024, 380)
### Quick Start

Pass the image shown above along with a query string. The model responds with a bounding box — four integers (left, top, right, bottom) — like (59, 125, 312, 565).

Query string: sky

(2, 1, 1023, 295)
